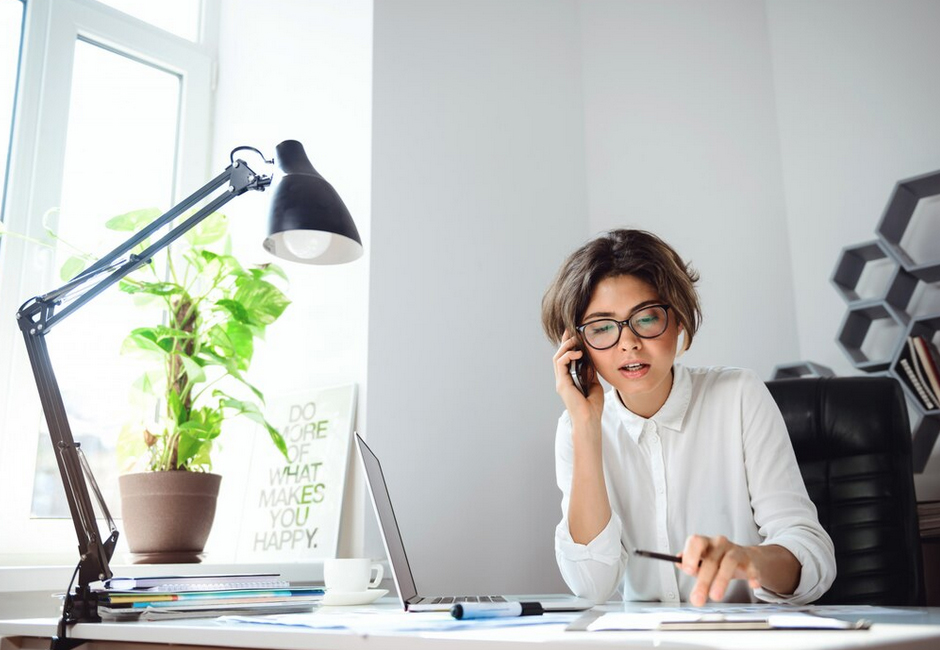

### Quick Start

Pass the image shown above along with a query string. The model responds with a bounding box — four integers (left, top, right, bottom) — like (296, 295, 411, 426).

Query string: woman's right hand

(553, 330, 605, 428)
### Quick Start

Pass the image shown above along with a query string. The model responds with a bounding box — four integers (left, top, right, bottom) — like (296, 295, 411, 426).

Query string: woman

(541, 229, 835, 606)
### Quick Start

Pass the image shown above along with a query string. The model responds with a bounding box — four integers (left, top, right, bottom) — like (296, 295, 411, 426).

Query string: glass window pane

(30, 39, 180, 518)
(95, 0, 201, 42)
(0, 0, 24, 225)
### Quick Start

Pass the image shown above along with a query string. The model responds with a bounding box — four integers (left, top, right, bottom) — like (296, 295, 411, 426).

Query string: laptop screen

(356, 434, 418, 605)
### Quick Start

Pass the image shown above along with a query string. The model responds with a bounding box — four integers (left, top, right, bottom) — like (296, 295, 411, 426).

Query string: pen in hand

(633, 549, 684, 564)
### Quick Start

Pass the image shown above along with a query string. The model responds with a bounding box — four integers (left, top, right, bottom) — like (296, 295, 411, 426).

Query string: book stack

(918, 501, 940, 540)
(897, 335, 940, 411)
(91, 573, 325, 621)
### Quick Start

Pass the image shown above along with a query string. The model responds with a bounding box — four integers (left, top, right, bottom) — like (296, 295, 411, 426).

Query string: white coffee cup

(323, 558, 384, 592)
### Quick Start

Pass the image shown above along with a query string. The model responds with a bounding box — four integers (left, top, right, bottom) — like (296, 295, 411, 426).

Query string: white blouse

(554, 364, 836, 605)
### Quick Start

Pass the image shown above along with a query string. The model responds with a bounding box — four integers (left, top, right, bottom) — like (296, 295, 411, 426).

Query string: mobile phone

(568, 357, 593, 397)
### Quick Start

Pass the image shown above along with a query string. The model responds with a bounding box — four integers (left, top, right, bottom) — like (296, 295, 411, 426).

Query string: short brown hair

(541, 229, 702, 351)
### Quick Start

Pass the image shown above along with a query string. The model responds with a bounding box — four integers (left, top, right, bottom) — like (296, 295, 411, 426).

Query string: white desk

(3, 601, 940, 650)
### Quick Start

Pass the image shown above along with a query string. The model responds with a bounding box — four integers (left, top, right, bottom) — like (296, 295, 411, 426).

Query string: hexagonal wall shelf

(882, 267, 920, 323)
(836, 302, 907, 372)
(876, 169, 940, 282)
(831, 240, 896, 303)
(831, 170, 940, 472)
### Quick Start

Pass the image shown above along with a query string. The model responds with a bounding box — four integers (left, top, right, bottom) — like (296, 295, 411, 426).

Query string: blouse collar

(611, 364, 693, 443)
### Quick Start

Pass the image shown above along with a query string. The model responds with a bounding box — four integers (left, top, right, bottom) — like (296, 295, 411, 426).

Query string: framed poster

(235, 383, 357, 561)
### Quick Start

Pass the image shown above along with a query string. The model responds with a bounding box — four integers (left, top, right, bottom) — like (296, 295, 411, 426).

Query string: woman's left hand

(678, 535, 762, 606)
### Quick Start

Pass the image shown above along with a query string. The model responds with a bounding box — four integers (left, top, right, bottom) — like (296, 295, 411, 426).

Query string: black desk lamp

(15, 140, 362, 639)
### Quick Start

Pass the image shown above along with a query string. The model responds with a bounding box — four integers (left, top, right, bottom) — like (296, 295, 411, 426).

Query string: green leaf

(197, 347, 238, 374)
(217, 395, 288, 461)
(105, 208, 162, 232)
(237, 376, 265, 403)
(264, 420, 289, 460)
(168, 388, 182, 420)
(178, 353, 206, 384)
(226, 320, 253, 369)
(202, 251, 243, 277)
(175, 405, 224, 469)
(59, 255, 89, 281)
(184, 212, 229, 246)
(187, 440, 214, 470)
(120, 280, 183, 296)
(234, 278, 291, 325)
(203, 317, 252, 365)
(203, 359, 264, 403)
(252, 263, 289, 283)
(176, 424, 210, 469)
(206, 324, 235, 359)
(121, 329, 167, 358)
(153, 325, 193, 343)
(216, 299, 251, 323)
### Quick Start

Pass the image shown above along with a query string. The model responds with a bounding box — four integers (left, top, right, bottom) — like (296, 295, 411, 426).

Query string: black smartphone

(568, 356, 593, 397)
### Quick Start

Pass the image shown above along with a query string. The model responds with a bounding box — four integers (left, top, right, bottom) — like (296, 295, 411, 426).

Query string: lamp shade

(263, 140, 363, 264)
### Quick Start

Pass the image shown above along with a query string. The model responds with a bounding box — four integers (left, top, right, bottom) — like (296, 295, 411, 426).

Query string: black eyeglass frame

(576, 304, 672, 350)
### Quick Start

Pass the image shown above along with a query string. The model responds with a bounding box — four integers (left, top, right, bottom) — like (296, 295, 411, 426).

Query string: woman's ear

(675, 325, 688, 358)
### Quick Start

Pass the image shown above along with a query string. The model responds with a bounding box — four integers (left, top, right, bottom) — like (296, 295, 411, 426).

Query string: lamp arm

(14, 158, 270, 628)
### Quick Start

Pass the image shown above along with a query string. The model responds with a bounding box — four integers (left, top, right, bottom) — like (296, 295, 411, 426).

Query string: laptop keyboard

(427, 596, 507, 604)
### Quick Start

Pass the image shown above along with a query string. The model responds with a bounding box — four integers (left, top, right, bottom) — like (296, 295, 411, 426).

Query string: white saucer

(322, 589, 388, 606)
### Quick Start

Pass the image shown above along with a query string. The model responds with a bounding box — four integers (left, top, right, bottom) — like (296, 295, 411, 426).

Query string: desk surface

(3, 601, 940, 650)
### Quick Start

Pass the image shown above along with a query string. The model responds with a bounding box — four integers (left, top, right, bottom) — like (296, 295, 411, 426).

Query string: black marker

(450, 601, 544, 619)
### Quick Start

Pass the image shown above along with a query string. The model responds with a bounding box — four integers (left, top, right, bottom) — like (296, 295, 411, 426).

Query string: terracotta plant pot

(119, 471, 222, 563)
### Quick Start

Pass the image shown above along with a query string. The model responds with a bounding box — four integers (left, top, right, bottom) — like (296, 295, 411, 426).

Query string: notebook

(355, 433, 593, 613)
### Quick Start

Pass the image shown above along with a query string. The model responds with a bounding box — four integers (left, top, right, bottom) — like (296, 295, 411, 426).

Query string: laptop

(355, 433, 593, 612)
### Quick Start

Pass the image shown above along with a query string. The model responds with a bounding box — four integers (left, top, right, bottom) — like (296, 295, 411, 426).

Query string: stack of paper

(91, 573, 325, 621)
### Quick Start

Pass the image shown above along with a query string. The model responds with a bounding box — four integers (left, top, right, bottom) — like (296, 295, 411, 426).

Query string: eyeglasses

(577, 304, 671, 350)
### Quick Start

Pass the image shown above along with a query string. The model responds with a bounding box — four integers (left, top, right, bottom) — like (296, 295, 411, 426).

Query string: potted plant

(80, 208, 292, 562)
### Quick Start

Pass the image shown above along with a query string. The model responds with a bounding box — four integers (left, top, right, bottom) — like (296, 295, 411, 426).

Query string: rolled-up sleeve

(740, 372, 837, 605)
(554, 412, 627, 604)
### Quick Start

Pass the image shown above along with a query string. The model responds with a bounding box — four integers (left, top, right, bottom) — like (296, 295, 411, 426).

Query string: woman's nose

(620, 324, 641, 350)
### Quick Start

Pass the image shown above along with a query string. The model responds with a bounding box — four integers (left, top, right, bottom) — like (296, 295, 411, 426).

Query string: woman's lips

(619, 363, 650, 379)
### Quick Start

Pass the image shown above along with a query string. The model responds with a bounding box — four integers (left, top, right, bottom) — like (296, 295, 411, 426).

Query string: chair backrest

(766, 376, 925, 605)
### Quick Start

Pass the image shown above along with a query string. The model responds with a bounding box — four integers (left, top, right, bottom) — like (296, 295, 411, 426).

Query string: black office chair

(766, 376, 925, 605)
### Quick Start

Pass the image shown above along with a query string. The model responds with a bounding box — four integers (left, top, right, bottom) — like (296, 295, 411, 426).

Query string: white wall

(368, 0, 587, 594)
(579, 0, 798, 377)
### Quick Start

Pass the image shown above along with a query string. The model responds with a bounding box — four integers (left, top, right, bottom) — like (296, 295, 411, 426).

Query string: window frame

(0, 0, 215, 564)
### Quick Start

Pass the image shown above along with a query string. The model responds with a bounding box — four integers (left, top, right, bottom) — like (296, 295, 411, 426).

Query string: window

(0, 0, 213, 562)
(30, 39, 181, 518)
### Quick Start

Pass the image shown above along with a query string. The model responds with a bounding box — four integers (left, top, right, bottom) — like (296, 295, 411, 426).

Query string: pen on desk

(450, 601, 545, 620)
(634, 549, 683, 564)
